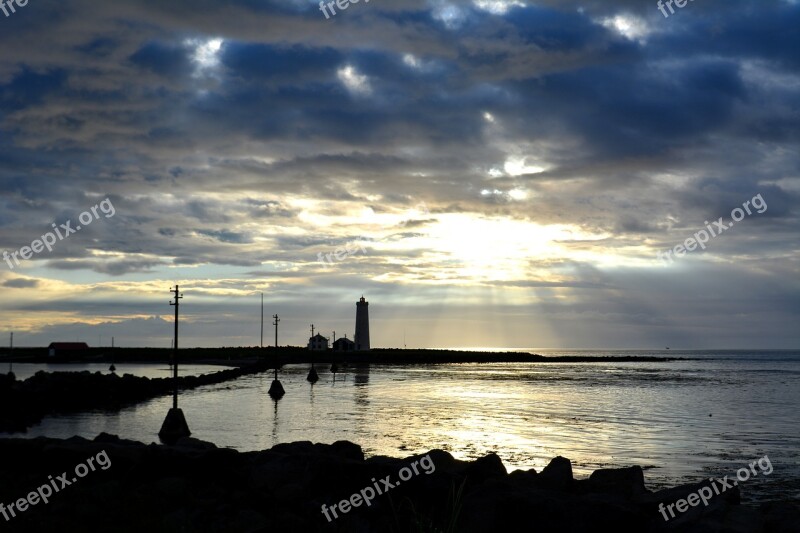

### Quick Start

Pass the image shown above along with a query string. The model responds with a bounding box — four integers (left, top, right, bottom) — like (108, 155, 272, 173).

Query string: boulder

(536, 456, 574, 490)
(584, 465, 646, 497)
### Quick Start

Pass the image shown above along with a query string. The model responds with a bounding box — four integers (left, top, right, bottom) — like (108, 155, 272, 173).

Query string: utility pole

(273, 314, 280, 348)
(307, 324, 319, 384)
(9, 332, 12, 374)
(109, 336, 116, 373)
(260, 293, 264, 348)
(159, 285, 191, 442)
(170, 285, 182, 409)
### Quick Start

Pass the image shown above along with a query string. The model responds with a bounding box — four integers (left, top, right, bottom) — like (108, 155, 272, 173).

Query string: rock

(327, 440, 365, 462)
(269, 441, 316, 456)
(228, 509, 269, 532)
(584, 465, 646, 497)
(153, 476, 191, 499)
(507, 467, 539, 487)
(93, 432, 144, 446)
(536, 456, 574, 490)
(463, 452, 507, 482)
(174, 436, 217, 450)
(0, 436, 781, 532)
(761, 501, 800, 533)
(640, 478, 742, 528)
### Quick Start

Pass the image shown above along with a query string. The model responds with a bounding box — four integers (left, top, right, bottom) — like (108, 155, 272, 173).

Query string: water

(2, 350, 799, 503)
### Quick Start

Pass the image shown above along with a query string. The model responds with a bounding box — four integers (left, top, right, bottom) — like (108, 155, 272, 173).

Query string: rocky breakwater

(0, 435, 796, 532)
(0, 362, 270, 432)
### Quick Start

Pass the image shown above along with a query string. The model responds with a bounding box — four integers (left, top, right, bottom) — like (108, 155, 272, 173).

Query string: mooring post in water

(269, 368, 285, 398)
(307, 363, 319, 383)
(307, 324, 320, 383)
(159, 285, 191, 442)
(109, 336, 115, 372)
(260, 292, 264, 349)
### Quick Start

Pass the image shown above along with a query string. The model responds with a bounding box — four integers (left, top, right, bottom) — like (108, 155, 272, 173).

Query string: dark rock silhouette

(0, 435, 794, 532)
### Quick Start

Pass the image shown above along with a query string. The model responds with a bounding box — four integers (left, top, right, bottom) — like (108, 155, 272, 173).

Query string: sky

(0, 0, 798, 349)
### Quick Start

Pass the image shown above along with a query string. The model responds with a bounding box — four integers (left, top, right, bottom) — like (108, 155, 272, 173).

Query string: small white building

(333, 336, 356, 352)
(307, 333, 329, 351)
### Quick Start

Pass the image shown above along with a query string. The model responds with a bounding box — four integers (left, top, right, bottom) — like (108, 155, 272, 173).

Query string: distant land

(1, 346, 682, 365)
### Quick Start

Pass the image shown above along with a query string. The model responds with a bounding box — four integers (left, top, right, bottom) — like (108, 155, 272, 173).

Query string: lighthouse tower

(354, 296, 370, 351)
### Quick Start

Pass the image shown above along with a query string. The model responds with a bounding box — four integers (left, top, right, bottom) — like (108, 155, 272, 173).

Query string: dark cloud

(46, 258, 164, 276)
(3, 278, 39, 288)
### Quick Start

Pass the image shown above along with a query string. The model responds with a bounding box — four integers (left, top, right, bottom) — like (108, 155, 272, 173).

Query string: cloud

(46, 259, 165, 276)
(0, 0, 797, 347)
(3, 278, 40, 288)
(337, 64, 372, 95)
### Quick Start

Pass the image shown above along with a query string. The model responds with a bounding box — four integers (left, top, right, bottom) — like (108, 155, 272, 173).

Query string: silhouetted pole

(273, 314, 279, 349)
(268, 313, 285, 398)
(159, 285, 191, 442)
(272, 314, 279, 380)
(109, 336, 116, 372)
(170, 285, 183, 408)
(330, 330, 338, 374)
(260, 293, 264, 348)
(307, 324, 319, 383)
(8, 332, 12, 374)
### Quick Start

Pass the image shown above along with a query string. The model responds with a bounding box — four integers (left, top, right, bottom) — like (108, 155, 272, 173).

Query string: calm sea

(2, 350, 798, 503)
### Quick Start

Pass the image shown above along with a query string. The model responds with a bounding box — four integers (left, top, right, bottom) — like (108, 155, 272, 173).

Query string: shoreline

(0, 346, 685, 366)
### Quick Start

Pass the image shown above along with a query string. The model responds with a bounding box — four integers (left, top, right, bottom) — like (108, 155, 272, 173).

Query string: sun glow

(417, 215, 601, 282)
(185, 37, 224, 75)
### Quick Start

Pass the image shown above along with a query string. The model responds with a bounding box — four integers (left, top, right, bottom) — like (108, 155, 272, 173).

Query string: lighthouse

(354, 296, 370, 351)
